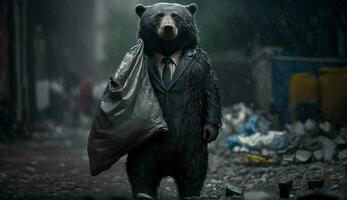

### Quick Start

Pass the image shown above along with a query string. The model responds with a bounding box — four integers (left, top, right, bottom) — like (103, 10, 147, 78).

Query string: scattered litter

(225, 183, 243, 197)
(245, 155, 277, 166)
(227, 131, 287, 151)
(329, 184, 339, 190)
(24, 166, 36, 173)
(328, 175, 337, 181)
(226, 103, 253, 133)
(283, 154, 295, 162)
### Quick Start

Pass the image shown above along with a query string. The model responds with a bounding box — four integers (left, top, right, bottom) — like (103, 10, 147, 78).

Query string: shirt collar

(153, 50, 182, 66)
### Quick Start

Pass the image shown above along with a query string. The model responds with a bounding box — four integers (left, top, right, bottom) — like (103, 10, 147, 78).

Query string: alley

(1, 1, 347, 200)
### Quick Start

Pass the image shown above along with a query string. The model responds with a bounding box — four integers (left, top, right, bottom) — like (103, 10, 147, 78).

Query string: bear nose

(163, 25, 174, 33)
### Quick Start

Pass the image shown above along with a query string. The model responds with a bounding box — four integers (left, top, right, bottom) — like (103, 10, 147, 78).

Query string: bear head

(136, 3, 198, 57)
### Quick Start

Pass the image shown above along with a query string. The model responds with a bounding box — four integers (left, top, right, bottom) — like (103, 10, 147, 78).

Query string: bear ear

(135, 4, 147, 17)
(185, 3, 198, 16)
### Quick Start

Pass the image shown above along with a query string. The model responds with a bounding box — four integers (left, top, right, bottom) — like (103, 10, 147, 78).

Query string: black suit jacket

(145, 48, 222, 142)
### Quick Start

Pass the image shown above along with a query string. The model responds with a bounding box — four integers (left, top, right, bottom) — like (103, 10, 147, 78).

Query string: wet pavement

(0, 125, 347, 200)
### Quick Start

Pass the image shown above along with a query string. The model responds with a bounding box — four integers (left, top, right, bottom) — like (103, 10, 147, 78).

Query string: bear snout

(158, 15, 178, 40)
(163, 25, 173, 33)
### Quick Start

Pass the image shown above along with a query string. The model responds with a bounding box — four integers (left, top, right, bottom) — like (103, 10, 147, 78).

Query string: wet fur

(138, 3, 198, 57)
(127, 3, 221, 199)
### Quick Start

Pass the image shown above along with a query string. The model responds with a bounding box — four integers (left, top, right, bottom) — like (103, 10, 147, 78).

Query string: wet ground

(0, 125, 346, 200)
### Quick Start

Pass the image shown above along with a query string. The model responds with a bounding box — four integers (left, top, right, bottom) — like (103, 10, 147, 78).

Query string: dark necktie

(161, 57, 172, 89)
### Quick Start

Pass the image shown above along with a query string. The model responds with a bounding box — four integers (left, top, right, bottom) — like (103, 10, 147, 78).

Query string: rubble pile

(203, 103, 347, 199)
(221, 103, 347, 165)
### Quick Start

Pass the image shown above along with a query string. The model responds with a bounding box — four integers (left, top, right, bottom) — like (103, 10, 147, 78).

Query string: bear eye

(155, 13, 164, 19)
(171, 13, 179, 19)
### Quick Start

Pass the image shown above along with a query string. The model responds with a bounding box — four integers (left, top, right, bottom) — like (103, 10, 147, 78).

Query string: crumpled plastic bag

(227, 131, 287, 151)
(87, 39, 168, 176)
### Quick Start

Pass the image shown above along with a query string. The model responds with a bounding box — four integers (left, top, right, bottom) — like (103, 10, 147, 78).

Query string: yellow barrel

(289, 73, 320, 120)
(319, 67, 347, 126)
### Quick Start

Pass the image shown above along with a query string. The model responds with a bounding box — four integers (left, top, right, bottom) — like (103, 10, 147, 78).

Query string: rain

(0, 0, 347, 199)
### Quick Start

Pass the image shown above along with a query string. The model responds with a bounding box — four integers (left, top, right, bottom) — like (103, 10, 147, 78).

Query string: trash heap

(222, 103, 347, 165)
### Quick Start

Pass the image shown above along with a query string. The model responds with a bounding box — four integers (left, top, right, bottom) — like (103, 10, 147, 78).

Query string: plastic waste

(244, 154, 278, 166)
(227, 103, 253, 133)
(227, 131, 287, 151)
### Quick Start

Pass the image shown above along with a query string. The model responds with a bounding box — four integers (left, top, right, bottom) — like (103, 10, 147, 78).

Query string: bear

(126, 3, 222, 200)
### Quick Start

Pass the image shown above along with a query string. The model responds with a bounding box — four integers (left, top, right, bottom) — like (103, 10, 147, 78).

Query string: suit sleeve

(205, 66, 222, 129)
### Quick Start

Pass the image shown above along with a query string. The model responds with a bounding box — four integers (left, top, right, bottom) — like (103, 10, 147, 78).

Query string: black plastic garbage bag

(87, 39, 168, 176)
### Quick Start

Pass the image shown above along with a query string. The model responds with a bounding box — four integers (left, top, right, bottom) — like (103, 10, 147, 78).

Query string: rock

(225, 183, 243, 197)
(319, 122, 337, 138)
(283, 154, 295, 162)
(243, 191, 274, 200)
(293, 121, 306, 136)
(305, 119, 318, 135)
(24, 166, 36, 173)
(313, 149, 324, 161)
(303, 138, 322, 151)
(317, 136, 336, 161)
(296, 150, 312, 162)
(334, 135, 347, 145)
(319, 122, 332, 133)
(338, 149, 347, 160)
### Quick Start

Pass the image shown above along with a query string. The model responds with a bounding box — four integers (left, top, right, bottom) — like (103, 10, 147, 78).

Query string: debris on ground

(2, 102, 347, 199)
(295, 150, 312, 163)
(244, 155, 278, 166)
(225, 183, 243, 197)
(222, 103, 347, 165)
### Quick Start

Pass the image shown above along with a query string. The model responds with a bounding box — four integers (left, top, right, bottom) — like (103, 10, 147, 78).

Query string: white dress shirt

(153, 51, 182, 79)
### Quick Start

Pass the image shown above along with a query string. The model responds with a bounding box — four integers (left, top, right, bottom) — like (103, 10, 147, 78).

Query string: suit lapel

(168, 49, 195, 90)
